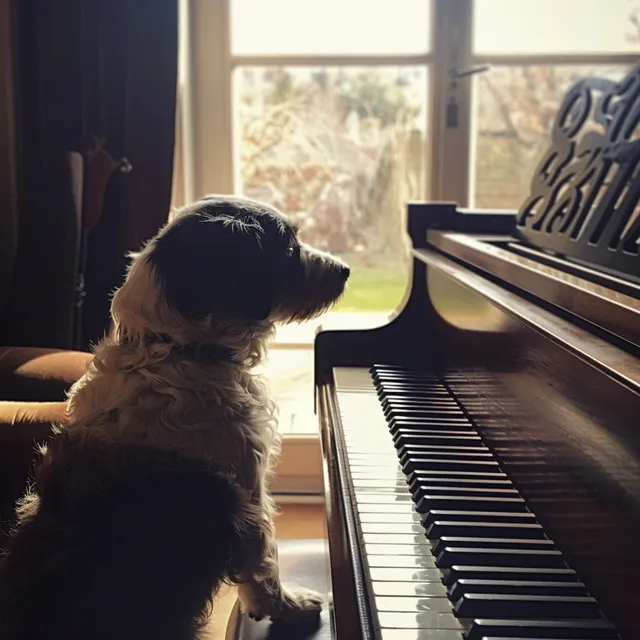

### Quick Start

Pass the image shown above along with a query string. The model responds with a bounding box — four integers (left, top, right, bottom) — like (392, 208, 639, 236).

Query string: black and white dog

(0, 196, 350, 640)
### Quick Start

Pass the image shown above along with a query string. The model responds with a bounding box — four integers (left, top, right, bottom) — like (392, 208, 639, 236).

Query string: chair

(0, 346, 92, 541)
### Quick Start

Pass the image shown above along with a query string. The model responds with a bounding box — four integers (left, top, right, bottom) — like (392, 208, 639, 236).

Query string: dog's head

(116, 196, 349, 332)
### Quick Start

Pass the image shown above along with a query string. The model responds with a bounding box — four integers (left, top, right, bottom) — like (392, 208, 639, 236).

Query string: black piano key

(372, 370, 441, 380)
(378, 390, 449, 397)
(381, 390, 454, 400)
(416, 495, 527, 513)
(383, 403, 462, 414)
(415, 485, 519, 499)
(426, 520, 546, 539)
(371, 367, 440, 379)
(413, 478, 515, 492)
(383, 400, 463, 411)
(464, 618, 619, 639)
(386, 409, 468, 420)
(448, 579, 589, 602)
(401, 450, 496, 467)
(383, 396, 458, 404)
(433, 536, 555, 556)
(410, 469, 509, 485)
(436, 547, 566, 569)
(374, 374, 444, 382)
(401, 444, 492, 456)
(387, 407, 467, 419)
(455, 593, 600, 619)
(379, 390, 457, 399)
(382, 393, 459, 403)
(403, 458, 501, 474)
(373, 371, 442, 379)
(371, 368, 439, 380)
(386, 415, 472, 422)
(400, 447, 493, 460)
(423, 510, 537, 528)
(443, 566, 580, 587)
(391, 419, 472, 433)
(393, 431, 481, 446)
(410, 475, 512, 495)
(396, 437, 484, 450)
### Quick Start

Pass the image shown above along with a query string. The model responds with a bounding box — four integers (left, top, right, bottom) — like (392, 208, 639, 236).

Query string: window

(231, 0, 431, 56)
(469, 0, 639, 209)
(473, 0, 639, 55)
(234, 65, 427, 317)
(472, 64, 629, 210)
(227, 1, 432, 442)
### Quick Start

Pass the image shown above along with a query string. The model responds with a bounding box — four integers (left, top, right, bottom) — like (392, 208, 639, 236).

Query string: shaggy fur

(0, 195, 349, 639)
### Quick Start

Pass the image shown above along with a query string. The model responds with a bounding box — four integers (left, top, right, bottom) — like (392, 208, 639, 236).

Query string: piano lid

(514, 63, 640, 283)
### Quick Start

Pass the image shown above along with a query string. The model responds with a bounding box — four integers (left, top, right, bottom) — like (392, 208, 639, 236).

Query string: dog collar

(145, 333, 239, 364)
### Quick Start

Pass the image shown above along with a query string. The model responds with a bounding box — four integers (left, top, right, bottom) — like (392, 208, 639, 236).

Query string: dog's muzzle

(274, 244, 350, 322)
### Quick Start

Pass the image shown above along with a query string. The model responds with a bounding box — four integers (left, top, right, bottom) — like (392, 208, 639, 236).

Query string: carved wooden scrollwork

(515, 63, 640, 280)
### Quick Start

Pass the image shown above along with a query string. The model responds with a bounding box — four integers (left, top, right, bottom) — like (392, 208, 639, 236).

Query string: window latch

(450, 64, 491, 80)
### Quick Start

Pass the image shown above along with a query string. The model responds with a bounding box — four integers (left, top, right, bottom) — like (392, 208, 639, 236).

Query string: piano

(314, 66, 640, 640)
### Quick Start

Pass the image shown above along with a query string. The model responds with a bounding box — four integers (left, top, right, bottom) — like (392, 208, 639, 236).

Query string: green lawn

(334, 265, 409, 312)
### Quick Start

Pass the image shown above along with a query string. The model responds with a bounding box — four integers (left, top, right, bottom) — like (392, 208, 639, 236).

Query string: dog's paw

(269, 587, 323, 624)
(239, 584, 322, 624)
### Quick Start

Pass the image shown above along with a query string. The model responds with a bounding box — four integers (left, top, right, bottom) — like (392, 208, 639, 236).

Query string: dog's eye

(286, 244, 299, 259)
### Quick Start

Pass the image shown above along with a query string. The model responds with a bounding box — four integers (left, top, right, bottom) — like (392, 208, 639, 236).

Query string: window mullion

(430, 0, 473, 205)
(231, 54, 432, 67)
(190, 0, 234, 198)
(472, 53, 640, 66)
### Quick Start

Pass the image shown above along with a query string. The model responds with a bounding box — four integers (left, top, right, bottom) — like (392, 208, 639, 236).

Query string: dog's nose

(340, 265, 350, 280)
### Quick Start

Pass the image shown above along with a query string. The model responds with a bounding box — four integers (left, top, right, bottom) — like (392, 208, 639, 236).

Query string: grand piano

(314, 66, 640, 639)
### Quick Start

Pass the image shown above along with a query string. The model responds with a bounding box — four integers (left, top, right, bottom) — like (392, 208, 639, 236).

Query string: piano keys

(328, 365, 619, 640)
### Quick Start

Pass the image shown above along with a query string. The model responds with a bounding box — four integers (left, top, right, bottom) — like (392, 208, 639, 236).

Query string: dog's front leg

(236, 493, 322, 623)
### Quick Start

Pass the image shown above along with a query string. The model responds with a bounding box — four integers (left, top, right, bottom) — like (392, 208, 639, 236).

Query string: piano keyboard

(333, 365, 619, 640)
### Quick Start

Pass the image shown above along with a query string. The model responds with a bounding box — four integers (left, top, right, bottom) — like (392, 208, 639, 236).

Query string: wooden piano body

(314, 65, 640, 640)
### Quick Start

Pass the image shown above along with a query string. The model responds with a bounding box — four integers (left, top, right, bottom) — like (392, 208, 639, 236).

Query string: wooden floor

(202, 503, 326, 639)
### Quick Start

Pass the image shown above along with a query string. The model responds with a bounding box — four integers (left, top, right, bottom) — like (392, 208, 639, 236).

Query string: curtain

(5, 0, 178, 350)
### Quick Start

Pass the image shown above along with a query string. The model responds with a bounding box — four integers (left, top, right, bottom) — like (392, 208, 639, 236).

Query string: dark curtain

(5, 0, 178, 350)
(3, 0, 83, 348)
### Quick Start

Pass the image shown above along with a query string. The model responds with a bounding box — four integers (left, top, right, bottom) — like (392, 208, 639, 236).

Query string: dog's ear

(150, 215, 274, 321)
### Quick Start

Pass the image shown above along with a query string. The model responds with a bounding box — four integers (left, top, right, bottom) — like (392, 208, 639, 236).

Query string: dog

(0, 195, 350, 640)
